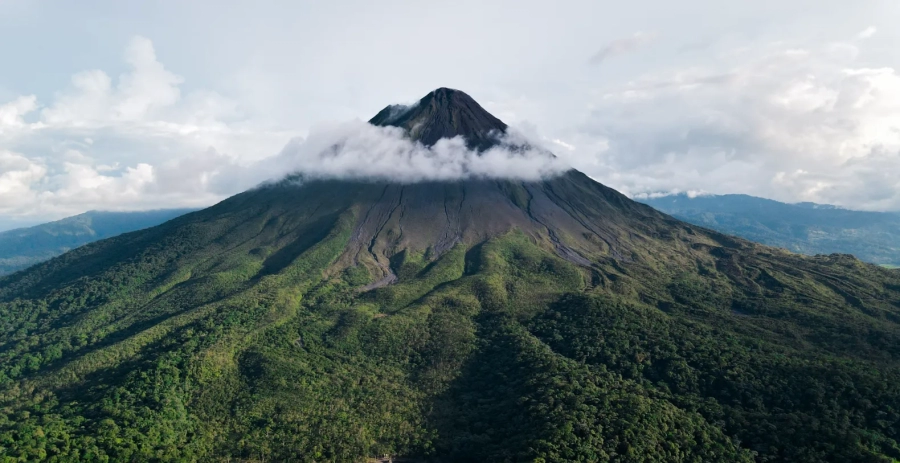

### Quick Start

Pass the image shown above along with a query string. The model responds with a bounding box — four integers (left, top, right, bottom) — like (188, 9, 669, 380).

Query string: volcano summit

(1, 89, 899, 462)
(369, 87, 509, 150)
(271, 87, 565, 183)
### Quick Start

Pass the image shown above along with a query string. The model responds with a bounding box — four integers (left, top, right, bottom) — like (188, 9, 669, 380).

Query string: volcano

(1, 88, 900, 462)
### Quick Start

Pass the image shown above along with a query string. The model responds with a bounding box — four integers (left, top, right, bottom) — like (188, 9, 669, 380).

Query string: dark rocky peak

(369, 87, 508, 151)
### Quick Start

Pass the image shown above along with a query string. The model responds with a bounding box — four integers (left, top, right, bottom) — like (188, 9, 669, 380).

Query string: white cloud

(0, 36, 294, 223)
(857, 26, 877, 39)
(551, 139, 576, 151)
(41, 36, 187, 126)
(573, 38, 900, 210)
(263, 122, 568, 184)
(0, 95, 37, 131)
(0, 151, 45, 214)
(633, 189, 710, 200)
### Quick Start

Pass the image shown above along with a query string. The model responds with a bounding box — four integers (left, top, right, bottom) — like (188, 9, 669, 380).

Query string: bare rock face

(369, 87, 508, 151)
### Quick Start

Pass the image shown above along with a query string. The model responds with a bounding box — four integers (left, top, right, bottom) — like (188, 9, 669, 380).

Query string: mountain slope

(641, 193, 900, 266)
(0, 209, 196, 276)
(1, 89, 900, 462)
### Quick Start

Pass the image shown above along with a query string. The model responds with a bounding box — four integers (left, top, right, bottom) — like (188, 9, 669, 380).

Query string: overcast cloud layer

(1, 0, 899, 229)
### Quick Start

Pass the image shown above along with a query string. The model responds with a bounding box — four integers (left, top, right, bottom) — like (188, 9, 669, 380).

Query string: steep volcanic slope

(1, 89, 900, 462)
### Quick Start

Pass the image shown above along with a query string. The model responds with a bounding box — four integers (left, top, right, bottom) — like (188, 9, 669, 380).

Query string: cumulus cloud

(589, 32, 657, 65)
(0, 151, 46, 203)
(573, 38, 900, 210)
(0, 36, 293, 226)
(41, 37, 184, 126)
(0, 95, 37, 131)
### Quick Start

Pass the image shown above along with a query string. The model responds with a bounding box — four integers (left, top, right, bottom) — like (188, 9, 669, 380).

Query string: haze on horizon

(1, 0, 899, 231)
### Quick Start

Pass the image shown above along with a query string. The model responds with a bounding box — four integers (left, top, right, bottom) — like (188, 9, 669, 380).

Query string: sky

(1, 0, 899, 230)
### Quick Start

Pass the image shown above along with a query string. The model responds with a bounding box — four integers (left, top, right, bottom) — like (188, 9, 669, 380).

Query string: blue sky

(1, 0, 899, 230)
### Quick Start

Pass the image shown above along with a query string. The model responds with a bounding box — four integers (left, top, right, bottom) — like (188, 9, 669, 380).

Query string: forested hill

(0, 209, 195, 276)
(641, 193, 900, 267)
(1, 88, 900, 462)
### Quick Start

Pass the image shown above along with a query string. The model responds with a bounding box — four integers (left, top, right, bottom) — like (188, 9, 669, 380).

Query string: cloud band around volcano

(253, 120, 571, 185)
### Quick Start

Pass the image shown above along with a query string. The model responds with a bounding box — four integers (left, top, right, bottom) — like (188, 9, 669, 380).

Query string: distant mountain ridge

(640, 193, 900, 266)
(0, 209, 195, 275)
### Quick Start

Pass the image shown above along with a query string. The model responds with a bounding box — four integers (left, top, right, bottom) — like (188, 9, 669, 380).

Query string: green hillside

(0, 209, 195, 276)
(1, 175, 899, 462)
(0, 89, 899, 462)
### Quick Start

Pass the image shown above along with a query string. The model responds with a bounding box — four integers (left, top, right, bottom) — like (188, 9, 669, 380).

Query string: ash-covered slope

(330, 169, 668, 287)
(1, 89, 900, 463)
